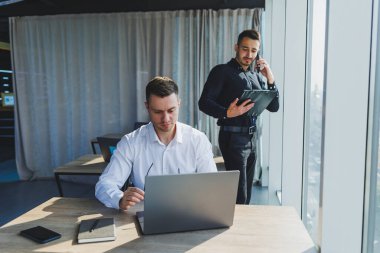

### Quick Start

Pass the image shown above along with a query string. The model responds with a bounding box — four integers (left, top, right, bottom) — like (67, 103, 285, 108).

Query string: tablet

(237, 90, 277, 117)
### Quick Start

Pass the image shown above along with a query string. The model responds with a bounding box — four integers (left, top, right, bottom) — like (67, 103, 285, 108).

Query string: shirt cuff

(223, 108, 228, 119)
(111, 190, 124, 209)
(268, 81, 276, 90)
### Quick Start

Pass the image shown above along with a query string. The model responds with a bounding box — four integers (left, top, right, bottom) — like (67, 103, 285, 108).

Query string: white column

(320, 0, 373, 251)
(265, 0, 286, 206)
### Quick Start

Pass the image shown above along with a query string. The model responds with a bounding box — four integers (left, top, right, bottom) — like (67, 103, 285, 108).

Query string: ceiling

(0, 0, 265, 43)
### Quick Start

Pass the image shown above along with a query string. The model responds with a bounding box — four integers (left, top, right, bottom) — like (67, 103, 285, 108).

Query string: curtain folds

(10, 8, 262, 179)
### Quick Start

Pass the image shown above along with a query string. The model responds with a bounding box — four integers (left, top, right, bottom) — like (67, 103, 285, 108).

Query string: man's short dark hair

(146, 76, 179, 101)
(237, 29, 261, 45)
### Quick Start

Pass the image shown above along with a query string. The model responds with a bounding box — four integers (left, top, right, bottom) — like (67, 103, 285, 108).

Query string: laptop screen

(97, 134, 123, 162)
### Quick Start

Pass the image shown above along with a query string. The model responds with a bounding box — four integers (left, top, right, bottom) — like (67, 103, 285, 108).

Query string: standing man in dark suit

(198, 29, 279, 204)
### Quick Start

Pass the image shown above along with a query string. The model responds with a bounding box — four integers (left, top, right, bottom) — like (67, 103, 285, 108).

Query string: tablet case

(237, 89, 277, 117)
(19, 226, 61, 244)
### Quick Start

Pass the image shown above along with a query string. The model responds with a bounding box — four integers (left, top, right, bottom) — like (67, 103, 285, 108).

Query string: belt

(220, 125, 256, 134)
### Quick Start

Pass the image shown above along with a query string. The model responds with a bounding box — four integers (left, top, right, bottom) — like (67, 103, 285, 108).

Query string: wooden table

(213, 156, 225, 170)
(54, 154, 107, 197)
(0, 197, 316, 253)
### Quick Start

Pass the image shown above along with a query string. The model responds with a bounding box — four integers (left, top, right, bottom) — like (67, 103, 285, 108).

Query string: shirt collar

(228, 58, 252, 72)
(147, 122, 183, 145)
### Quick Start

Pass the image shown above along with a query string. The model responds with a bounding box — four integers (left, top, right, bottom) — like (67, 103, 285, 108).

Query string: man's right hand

(119, 187, 145, 210)
(226, 98, 255, 118)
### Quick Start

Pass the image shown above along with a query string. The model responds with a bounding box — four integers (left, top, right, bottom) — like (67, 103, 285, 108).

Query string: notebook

(97, 134, 124, 163)
(77, 218, 116, 244)
(237, 89, 277, 117)
(136, 170, 240, 235)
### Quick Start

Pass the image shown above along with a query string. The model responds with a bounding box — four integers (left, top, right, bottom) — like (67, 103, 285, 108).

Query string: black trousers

(219, 130, 256, 204)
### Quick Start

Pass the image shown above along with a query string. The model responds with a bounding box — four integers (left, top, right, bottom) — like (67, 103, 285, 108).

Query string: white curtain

(10, 9, 262, 179)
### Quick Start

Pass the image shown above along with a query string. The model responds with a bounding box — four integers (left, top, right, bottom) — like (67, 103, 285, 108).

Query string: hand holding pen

(119, 187, 144, 211)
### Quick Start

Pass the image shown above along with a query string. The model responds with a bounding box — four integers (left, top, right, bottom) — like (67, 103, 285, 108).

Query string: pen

(89, 219, 99, 232)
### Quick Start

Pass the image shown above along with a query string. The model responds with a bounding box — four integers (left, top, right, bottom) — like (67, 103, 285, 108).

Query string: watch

(268, 81, 276, 89)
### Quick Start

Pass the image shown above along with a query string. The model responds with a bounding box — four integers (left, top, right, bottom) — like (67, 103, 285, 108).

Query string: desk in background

(54, 154, 225, 197)
(54, 154, 107, 197)
(0, 197, 316, 253)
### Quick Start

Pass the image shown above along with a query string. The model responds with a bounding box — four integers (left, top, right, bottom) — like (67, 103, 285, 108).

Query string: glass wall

(372, 133, 380, 252)
(366, 2, 380, 250)
(303, 0, 326, 246)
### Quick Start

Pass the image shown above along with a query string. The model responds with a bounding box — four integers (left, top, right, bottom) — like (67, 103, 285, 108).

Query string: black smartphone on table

(19, 226, 61, 244)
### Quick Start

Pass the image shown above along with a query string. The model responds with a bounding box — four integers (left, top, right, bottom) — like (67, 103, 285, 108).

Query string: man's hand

(226, 98, 254, 118)
(119, 187, 145, 210)
(256, 58, 275, 84)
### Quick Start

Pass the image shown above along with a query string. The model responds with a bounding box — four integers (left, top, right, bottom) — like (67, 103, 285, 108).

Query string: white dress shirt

(95, 122, 217, 209)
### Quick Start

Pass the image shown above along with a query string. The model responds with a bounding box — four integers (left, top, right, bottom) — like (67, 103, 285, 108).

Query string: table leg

(54, 173, 64, 197)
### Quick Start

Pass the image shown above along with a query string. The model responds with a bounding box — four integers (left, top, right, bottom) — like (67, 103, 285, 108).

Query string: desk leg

(54, 173, 64, 197)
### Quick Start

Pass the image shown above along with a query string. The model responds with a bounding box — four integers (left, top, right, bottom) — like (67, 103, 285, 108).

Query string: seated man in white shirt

(95, 76, 217, 210)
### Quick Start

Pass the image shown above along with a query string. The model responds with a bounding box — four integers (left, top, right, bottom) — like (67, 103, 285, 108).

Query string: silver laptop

(136, 170, 240, 235)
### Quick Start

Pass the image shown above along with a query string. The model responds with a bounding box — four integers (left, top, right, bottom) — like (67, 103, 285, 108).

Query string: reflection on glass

(304, 0, 326, 246)
(374, 142, 380, 252)
(367, 98, 380, 253)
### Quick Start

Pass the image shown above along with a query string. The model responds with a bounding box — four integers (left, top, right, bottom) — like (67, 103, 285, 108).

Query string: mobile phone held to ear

(19, 226, 61, 244)
(255, 53, 261, 73)
(255, 52, 260, 73)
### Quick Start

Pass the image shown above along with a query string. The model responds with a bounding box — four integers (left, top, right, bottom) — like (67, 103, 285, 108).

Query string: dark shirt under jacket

(199, 58, 279, 127)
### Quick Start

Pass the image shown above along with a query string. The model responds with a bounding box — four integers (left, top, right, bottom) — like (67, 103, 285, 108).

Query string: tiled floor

(0, 179, 95, 227)
(0, 158, 270, 227)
